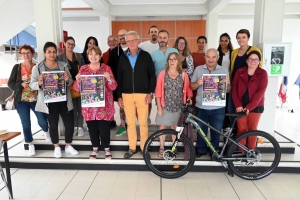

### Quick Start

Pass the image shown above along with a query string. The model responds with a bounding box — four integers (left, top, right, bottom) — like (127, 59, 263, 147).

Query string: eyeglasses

(108, 40, 116, 43)
(21, 52, 31, 56)
(126, 39, 138, 44)
(247, 58, 260, 63)
(168, 58, 177, 62)
(118, 34, 125, 38)
(66, 42, 75, 46)
(178, 42, 185, 45)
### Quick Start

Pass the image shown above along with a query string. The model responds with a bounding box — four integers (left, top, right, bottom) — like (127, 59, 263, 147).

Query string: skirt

(155, 107, 181, 126)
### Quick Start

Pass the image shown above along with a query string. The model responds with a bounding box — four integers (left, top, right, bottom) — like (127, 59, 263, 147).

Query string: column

(205, 13, 219, 49)
(253, 0, 285, 134)
(33, 0, 63, 62)
(99, 15, 112, 52)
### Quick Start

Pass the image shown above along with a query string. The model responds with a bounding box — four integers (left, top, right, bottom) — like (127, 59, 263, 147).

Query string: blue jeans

(195, 107, 225, 154)
(227, 91, 237, 134)
(16, 101, 48, 143)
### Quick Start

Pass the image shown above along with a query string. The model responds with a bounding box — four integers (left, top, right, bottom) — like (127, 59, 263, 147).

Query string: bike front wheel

(227, 130, 281, 180)
(143, 129, 195, 179)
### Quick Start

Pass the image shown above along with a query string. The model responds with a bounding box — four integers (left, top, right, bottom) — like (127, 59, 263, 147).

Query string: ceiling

(61, 0, 300, 21)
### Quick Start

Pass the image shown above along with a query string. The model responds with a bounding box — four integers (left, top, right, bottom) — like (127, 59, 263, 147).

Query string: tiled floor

(0, 107, 300, 199)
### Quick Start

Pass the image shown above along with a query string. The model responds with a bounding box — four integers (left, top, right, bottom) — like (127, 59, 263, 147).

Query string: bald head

(118, 29, 127, 45)
(205, 48, 219, 69)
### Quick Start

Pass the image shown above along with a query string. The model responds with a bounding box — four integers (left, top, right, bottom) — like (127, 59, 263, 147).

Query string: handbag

(5, 64, 20, 110)
(68, 53, 81, 98)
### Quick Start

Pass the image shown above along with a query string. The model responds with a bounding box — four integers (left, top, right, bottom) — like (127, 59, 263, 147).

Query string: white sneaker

(28, 144, 36, 156)
(54, 147, 62, 158)
(65, 145, 79, 155)
(44, 131, 50, 141)
(73, 127, 78, 136)
(78, 127, 84, 137)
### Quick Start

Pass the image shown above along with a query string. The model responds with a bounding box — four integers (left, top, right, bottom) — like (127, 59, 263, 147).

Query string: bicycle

(143, 102, 281, 180)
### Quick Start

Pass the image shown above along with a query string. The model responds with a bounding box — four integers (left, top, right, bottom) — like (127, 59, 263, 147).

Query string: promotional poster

(202, 74, 226, 106)
(80, 75, 105, 107)
(42, 71, 66, 103)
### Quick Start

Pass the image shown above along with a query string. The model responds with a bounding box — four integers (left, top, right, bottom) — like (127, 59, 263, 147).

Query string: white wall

(62, 21, 109, 53)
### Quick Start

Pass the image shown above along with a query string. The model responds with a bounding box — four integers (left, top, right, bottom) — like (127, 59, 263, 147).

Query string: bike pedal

(227, 170, 234, 177)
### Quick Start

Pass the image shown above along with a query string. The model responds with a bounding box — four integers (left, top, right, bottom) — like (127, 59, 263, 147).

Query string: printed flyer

(202, 74, 226, 106)
(42, 71, 66, 103)
(80, 75, 105, 107)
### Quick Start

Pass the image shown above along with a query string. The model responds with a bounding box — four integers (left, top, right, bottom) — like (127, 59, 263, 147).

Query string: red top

(155, 70, 192, 107)
(73, 63, 117, 121)
(192, 52, 206, 70)
(232, 66, 268, 111)
(102, 49, 111, 65)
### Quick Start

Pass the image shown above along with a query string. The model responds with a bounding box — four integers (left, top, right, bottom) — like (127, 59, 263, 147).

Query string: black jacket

(117, 49, 156, 98)
(7, 64, 23, 105)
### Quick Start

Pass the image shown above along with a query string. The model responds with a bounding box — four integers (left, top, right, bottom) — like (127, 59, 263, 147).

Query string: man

(102, 35, 117, 65)
(190, 48, 229, 158)
(108, 29, 128, 135)
(117, 31, 156, 159)
(139, 25, 159, 54)
(151, 30, 178, 77)
(138, 25, 159, 124)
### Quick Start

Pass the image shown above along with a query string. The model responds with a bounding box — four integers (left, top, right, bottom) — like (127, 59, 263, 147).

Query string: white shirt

(139, 40, 159, 54)
(222, 51, 230, 71)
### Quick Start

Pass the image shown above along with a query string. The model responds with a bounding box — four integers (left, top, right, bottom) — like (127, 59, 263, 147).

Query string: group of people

(8, 25, 268, 160)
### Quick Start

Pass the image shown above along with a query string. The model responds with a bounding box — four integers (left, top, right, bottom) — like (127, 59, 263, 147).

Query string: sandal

(105, 148, 112, 160)
(158, 148, 164, 158)
(89, 148, 99, 160)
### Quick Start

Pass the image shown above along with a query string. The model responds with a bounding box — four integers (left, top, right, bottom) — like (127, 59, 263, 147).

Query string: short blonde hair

(86, 46, 102, 56)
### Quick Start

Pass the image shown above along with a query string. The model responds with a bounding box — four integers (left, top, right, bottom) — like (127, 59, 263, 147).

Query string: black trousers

(47, 101, 74, 144)
(86, 120, 110, 149)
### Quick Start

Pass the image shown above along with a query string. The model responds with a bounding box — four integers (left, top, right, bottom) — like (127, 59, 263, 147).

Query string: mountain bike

(143, 102, 281, 180)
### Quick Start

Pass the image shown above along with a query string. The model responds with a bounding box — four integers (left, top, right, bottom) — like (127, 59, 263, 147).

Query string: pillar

(99, 15, 112, 52)
(253, 0, 285, 134)
(205, 13, 219, 49)
(33, 0, 63, 62)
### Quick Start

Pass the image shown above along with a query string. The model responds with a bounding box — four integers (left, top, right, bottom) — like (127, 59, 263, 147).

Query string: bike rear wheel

(227, 130, 281, 180)
(143, 129, 195, 179)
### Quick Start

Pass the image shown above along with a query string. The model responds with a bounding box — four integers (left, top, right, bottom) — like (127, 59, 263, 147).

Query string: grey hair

(205, 48, 219, 56)
(125, 31, 140, 40)
(107, 35, 117, 41)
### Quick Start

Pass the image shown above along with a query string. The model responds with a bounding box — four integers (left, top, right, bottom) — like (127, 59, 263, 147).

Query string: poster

(80, 75, 105, 107)
(202, 74, 226, 106)
(42, 71, 66, 103)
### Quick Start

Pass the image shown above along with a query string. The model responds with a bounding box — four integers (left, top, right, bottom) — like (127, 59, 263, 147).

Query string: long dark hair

(83, 36, 98, 54)
(217, 33, 233, 52)
(173, 36, 191, 57)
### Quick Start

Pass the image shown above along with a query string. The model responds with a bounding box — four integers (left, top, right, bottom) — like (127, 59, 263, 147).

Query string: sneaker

(43, 131, 50, 141)
(116, 125, 126, 136)
(65, 145, 79, 155)
(54, 147, 62, 158)
(110, 120, 117, 130)
(73, 127, 78, 136)
(78, 127, 84, 137)
(28, 144, 35, 156)
(196, 152, 207, 158)
(147, 117, 151, 125)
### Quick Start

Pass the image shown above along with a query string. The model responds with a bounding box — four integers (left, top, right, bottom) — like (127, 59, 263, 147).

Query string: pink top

(74, 63, 117, 121)
(155, 70, 192, 107)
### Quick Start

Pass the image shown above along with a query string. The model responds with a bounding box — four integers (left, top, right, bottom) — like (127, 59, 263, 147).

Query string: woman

(30, 42, 78, 158)
(192, 36, 207, 69)
(231, 51, 268, 151)
(173, 36, 194, 78)
(217, 33, 234, 130)
(57, 36, 85, 137)
(81, 36, 99, 64)
(74, 46, 117, 160)
(8, 44, 49, 156)
(191, 36, 207, 110)
(228, 29, 262, 128)
(155, 52, 192, 157)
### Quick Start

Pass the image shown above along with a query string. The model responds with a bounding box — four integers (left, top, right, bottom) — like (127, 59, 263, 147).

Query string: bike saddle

(225, 112, 247, 119)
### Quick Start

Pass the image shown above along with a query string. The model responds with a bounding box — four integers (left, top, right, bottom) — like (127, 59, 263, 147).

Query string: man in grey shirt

(190, 48, 229, 158)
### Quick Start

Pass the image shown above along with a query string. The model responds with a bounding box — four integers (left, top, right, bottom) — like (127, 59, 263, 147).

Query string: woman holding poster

(74, 46, 117, 160)
(231, 50, 268, 151)
(30, 42, 79, 158)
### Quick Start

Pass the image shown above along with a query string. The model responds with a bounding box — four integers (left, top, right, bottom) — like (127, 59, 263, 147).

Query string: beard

(159, 41, 167, 47)
(151, 35, 157, 41)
